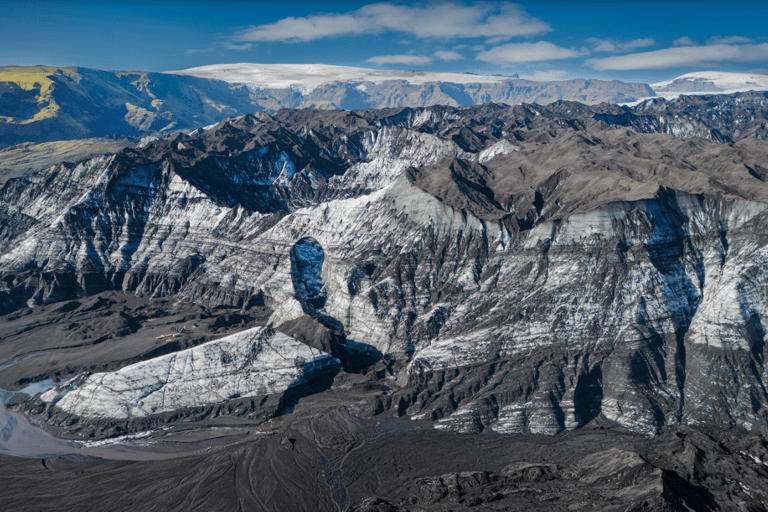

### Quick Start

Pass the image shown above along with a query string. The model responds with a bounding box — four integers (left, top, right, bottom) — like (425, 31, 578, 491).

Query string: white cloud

(485, 36, 512, 45)
(234, 2, 550, 43)
(519, 70, 568, 81)
(185, 48, 214, 55)
(434, 50, 464, 61)
(591, 39, 617, 53)
(673, 37, 695, 47)
(366, 54, 433, 66)
(222, 43, 253, 51)
(586, 43, 768, 70)
(708, 35, 753, 45)
(588, 37, 655, 53)
(476, 41, 582, 64)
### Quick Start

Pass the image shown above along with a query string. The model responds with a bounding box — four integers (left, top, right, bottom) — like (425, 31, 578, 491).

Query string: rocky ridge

(3, 93, 768, 440)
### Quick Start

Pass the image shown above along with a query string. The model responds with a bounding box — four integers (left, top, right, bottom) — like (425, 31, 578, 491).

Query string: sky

(2, 0, 768, 84)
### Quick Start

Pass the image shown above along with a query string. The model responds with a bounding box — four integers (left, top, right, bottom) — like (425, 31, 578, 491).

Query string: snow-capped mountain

(169, 63, 516, 93)
(651, 71, 768, 99)
(171, 62, 654, 109)
(4, 91, 768, 511)
(4, 65, 767, 152)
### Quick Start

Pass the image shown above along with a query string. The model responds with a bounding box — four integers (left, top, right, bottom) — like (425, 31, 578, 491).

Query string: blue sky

(2, 1, 767, 83)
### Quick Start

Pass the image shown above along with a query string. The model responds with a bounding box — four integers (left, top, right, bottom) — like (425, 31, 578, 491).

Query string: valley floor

(0, 344, 767, 511)
(0, 398, 766, 511)
(0, 295, 767, 511)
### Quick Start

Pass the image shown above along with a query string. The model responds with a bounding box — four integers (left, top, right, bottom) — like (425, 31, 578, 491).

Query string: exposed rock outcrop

(2, 96, 768, 437)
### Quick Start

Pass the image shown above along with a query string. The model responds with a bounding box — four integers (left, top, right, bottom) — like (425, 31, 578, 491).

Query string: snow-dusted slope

(6, 100, 768, 437)
(169, 63, 517, 93)
(651, 71, 768, 99)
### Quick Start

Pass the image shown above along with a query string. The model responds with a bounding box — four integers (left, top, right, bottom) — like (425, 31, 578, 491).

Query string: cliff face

(3, 95, 768, 436)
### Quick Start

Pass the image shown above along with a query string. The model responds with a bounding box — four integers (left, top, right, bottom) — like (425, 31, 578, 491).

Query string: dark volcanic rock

(0, 411, 766, 512)
(2, 95, 768, 440)
(597, 90, 768, 142)
(2, 94, 768, 512)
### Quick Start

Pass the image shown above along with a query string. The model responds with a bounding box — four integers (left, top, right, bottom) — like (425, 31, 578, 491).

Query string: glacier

(40, 326, 340, 420)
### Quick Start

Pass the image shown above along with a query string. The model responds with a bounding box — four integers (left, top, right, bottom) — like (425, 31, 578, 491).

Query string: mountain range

(3, 63, 767, 150)
(3, 65, 768, 510)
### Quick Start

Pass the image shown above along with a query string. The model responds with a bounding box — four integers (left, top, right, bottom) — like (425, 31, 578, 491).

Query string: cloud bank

(673, 37, 695, 47)
(434, 50, 464, 62)
(588, 38, 655, 53)
(587, 43, 768, 70)
(235, 2, 550, 43)
(476, 41, 582, 64)
(366, 54, 433, 66)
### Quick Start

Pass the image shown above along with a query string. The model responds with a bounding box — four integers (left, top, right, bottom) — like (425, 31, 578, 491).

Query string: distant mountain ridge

(174, 63, 654, 110)
(0, 64, 654, 149)
(0, 66, 264, 149)
(651, 71, 768, 99)
(2, 64, 768, 150)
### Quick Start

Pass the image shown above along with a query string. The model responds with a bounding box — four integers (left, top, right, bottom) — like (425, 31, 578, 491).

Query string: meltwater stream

(0, 379, 254, 461)
(0, 386, 80, 458)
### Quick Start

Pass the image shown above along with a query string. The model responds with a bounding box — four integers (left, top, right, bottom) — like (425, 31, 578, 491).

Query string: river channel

(0, 379, 252, 461)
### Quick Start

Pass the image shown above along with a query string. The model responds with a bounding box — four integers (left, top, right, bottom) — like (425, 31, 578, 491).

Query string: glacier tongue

(40, 327, 340, 420)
